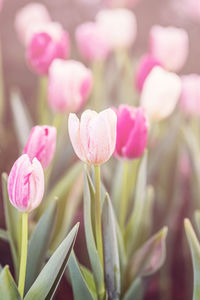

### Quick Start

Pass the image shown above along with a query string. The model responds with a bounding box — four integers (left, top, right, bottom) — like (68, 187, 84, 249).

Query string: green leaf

(127, 227, 168, 284)
(123, 277, 145, 300)
(194, 210, 200, 237)
(2, 173, 20, 276)
(102, 194, 120, 300)
(25, 201, 57, 293)
(0, 266, 21, 300)
(80, 265, 97, 297)
(125, 152, 148, 257)
(83, 170, 105, 299)
(24, 223, 79, 300)
(184, 218, 200, 300)
(0, 228, 9, 241)
(68, 252, 96, 300)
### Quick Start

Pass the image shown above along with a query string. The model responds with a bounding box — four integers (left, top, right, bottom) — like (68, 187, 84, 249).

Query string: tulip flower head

(8, 154, 44, 212)
(141, 67, 181, 122)
(149, 25, 189, 72)
(15, 3, 51, 45)
(75, 22, 111, 62)
(48, 59, 93, 113)
(26, 22, 70, 75)
(96, 9, 137, 49)
(114, 105, 148, 159)
(23, 126, 57, 169)
(68, 108, 117, 165)
(179, 74, 200, 117)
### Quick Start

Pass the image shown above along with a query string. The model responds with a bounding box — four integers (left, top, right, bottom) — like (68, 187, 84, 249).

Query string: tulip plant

(0, 1, 200, 300)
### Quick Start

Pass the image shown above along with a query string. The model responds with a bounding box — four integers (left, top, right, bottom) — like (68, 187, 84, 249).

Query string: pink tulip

(150, 25, 189, 72)
(135, 54, 162, 92)
(68, 108, 117, 165)
(8, 154, 44, 212)
(185, 0, 200, 22)
(15, 3, 51, 45)
(48, 59, 93, 113)
(140, 67, 181, 122)
(23, 126, 57, 169)
(114, 105, 148, 159)
(75, 22, 111, 62)
(96, 9, 137, 49)
(179, 74, 200, 116)
(26, 23, 70, 75)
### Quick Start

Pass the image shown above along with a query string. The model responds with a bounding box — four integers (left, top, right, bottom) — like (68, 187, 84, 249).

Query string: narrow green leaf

(24, 223, 79, 300)
(25, 201, 57, 293)
(0, 228, 9, 241)
(194, 210, 200, 237)
(2, 173, 20, 276)
(80, 265, 97, 297)
(102, 194, 120, 300)
(83, 170, 105, 299)
(0, 266, 21, 300)
(123, 277, 145, 300)
(68, 252, 96, 300)
(184, 218, 200, 300)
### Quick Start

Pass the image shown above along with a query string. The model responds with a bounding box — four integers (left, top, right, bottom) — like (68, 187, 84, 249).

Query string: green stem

(0, 41, 4, 124)
(94, 165, 104, 269)
(119, 160, 129, 231)
(18, 212, 28, 298)
(37, 76, 48, 124)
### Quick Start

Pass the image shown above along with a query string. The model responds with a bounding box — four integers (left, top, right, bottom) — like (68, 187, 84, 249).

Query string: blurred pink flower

(141, 67, 181, 122)
(96, 9, 137, 49)
(185, 0, 200, 22)
(135, 54, 162, 92)
(104, 0, 140, 8)
(150, 25, 189, 72)
(68, 108, 117, 165)
(23, 125, 57, 169)
(0, 0, 3, 11)
(75, 22, 111, 62)
(15, 2, 51, 45)
(179, 74, 200, 116)
(8, 154, 44, 212)
(48, 59, 93, 113)
(26, 25, 70, 75)
(114, 105, 148, 159)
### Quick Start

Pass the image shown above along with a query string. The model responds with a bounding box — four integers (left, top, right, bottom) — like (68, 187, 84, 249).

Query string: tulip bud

(68, 108, 117, 165)
(141, 67, 181, 122)
(26, 23, 70, 75)
(8, 154, 44, 212)
(149, 25, 189, 72)
(96, 9, 137, 49)
(23, 125, 56, 169)
(75, 22, 111, 62)
(15, 3, 51, 45)
(114, 105, 148, 159)
(179, 74, 200, 117)
(135, 54, 162, 92)
(48, 59, 93, 113)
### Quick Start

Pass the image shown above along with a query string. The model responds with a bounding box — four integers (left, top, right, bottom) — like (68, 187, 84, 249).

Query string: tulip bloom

(135, 54, 162, 92)
(48, 59, 93, 113)
(68, 108, 117, 165)
(141, 67, 181, 122)
(96, 9, 137, 49)
(179, 74, 200, 116)
(150, 25, 189, 72)
(26, 23, 70, 75)
(114, 105, 148, 159)
(7, 154, 44, 212)
(23, 126, 57, 169)
(75, 22, 111, 62)
(15, 3, 51, 45)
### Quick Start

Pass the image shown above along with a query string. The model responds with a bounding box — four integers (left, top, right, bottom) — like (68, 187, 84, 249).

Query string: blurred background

(0, 0, 200, 299)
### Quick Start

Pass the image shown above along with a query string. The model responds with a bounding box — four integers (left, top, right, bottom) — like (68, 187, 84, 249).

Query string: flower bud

(48, 59, 93, 113)
(179, 74, 200, 117)
(140, 67, 181, 122)
(96, 9, 137, 49)
(23, 125, 57, 169)
(8, 154, 44, 212)
(26, 23, 70, 75)
(150, 25, 189, 72)
(15, 3, 51, 45)
(114, 105, 148, 159)
(75, 22, 110, 62)
(68, 108, 117, 165)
